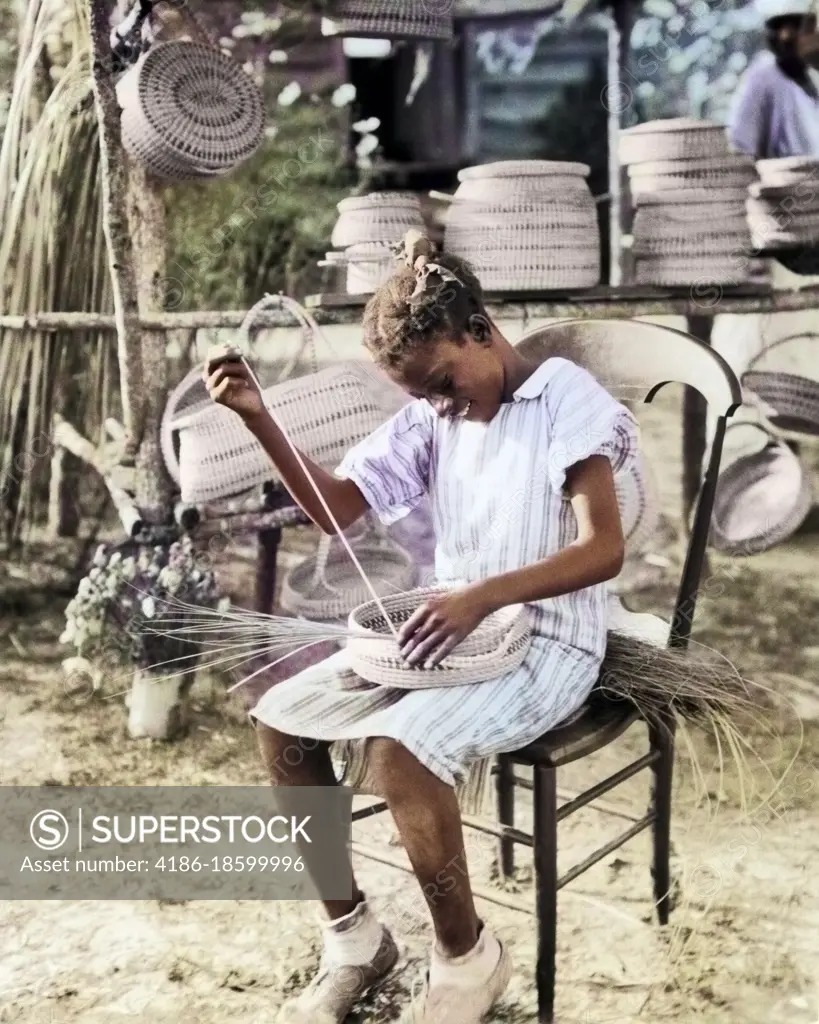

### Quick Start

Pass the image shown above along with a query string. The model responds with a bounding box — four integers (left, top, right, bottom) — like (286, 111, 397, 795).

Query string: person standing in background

(729, 0, 819, 159)
(706, 0, 819, 454)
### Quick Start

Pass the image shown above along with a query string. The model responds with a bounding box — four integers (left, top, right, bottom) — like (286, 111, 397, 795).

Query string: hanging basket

(321, 1, 453, 41)
(709, 422, 813, 555)
(161, 294, 407, 504)
(741, 333, 819, 437)
(280, 517, 417, 621)
(345, 588, 532, 689)
(116, 40, 264, 182)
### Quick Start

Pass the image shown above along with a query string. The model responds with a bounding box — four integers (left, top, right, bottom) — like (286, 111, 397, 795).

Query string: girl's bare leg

(255, 722, 361, 920)
(366, 737, 480, 956)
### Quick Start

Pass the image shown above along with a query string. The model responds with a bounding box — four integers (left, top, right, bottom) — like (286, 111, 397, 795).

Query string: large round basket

(116, 41, 264, 182)
(346, 588, 532, 688)
(628, 155, 756, 196)
(321, 0, 453, 40)
(443, 160, 600, 291)
(740, 333, 819, 437)
(280, 521, 417, 621)
(709, 423, 813, 555)
(161, 294, 407, 504)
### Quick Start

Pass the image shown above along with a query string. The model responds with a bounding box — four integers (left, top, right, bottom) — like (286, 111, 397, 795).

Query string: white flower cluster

(60, 536, 228, 672)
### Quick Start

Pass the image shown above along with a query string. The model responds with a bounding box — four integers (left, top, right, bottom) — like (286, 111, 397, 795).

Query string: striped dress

(250, 357, 640, 792)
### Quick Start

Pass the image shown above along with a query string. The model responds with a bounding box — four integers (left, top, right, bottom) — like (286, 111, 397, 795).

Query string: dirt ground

(2, 387, 819, 1024)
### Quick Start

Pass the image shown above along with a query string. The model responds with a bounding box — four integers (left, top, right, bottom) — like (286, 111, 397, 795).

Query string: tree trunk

(125, 161, 174, 521)
(86, 0, 142, 449)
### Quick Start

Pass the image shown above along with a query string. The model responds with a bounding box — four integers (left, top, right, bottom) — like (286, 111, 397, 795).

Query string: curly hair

(361, 241, 486, 368)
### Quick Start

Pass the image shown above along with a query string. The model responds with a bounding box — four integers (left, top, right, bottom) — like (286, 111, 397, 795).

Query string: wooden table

(305, 283, 819, 525)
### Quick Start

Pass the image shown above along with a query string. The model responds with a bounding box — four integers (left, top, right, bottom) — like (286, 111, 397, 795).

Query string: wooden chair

(492, 319, 742, 1022)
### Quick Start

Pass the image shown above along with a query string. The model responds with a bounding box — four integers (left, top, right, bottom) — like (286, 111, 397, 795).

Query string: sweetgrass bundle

(145, 591, 762, 731)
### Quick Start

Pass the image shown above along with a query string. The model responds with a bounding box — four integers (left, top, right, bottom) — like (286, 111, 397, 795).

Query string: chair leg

(496, 755, 516, 880)
(533, 763, 558, 1024)
(649, 713, 676, 925)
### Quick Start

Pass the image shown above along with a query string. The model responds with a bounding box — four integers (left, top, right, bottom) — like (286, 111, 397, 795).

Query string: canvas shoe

(277, 920, 398, 1023)
(401, 934, 512, 1023)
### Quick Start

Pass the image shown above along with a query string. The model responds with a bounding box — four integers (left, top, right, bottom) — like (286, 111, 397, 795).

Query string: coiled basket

(116, 41, 264, 182)
(321, 0, 454, 40)
(345, 588, 532, 689)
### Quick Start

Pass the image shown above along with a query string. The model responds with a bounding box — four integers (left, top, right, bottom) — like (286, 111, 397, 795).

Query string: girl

(204, 232, 640, 1024)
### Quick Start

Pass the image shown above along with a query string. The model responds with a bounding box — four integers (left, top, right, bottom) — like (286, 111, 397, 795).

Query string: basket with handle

(345, 587, 532, 688)
(280, 514, 417, 621)
(114, 1, 264, 183)
(709, 421, 813, 555)
(161, 294, 408, 505)
(740, 333, 819, 437)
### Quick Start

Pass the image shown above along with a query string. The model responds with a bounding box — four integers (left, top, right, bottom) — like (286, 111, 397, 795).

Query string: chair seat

(508, 695, 641, 768)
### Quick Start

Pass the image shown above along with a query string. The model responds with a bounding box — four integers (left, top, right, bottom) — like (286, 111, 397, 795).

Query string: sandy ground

(2, 387, 819, 1024)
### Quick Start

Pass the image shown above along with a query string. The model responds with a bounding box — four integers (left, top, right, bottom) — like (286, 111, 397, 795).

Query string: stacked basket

(320, 0, 453, 41)
(746, 157, 819, 249)
(442, 161, 601, 292)
(328, 193, 426, 295)
(620, 118, 756, 285)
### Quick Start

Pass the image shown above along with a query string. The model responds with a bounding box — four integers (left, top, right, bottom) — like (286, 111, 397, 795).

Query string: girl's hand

(203, 344, 265, 422)
(398, 586, 493, 668)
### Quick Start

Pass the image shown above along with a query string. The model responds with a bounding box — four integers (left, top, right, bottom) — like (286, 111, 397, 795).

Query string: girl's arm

(204, 347, 370, 533)
(474, 454, 625, 612)
(399, 455, 624, 666)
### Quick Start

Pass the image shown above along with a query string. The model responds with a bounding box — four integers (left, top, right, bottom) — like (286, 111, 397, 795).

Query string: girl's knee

(368, 738, 428, 797)
(255, 722, 324, 777)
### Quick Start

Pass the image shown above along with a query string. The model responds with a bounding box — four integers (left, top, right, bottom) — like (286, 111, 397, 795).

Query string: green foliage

(166, 99, 353, 309)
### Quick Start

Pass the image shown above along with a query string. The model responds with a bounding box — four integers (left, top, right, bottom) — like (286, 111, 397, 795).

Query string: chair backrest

(514, 318, 743, 649)
(514, 318, 741, 418)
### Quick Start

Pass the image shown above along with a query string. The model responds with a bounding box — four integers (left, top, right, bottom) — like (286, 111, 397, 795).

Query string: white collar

(512, 358, 563, 401)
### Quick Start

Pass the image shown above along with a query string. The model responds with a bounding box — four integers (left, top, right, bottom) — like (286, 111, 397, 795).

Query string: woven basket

(163, 295, 407, 504)
(741, 333, 819, 436)
(116, 41, 264, 182)
(345, 588, 532, 688)
(757, 156, 819, 188)
(709, 422, 813, 555)
(321, 1, 453, 41)
(331, 192, 424, 249)
(619, 118, 730, 166)
(444, 160, 601, 291)
(635, 255, 753, 286)
(280, 517, 417, 621)
(628, 156, 756, 196)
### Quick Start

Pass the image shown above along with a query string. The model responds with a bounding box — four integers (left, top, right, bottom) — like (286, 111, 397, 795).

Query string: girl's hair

(362, 235, 486, 367)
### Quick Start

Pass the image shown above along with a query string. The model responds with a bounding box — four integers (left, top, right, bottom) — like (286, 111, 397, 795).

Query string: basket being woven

(116, 41, 264, 182)
(322, 0, 453, 41)
(346, 588, 532, 688)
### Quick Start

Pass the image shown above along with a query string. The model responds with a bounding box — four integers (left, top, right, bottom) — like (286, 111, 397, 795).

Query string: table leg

(683, 315, 714, 529)
(256, 527, 282, 614)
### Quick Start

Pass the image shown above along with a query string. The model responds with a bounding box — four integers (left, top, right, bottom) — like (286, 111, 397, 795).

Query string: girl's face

(385, 335, 507, 423)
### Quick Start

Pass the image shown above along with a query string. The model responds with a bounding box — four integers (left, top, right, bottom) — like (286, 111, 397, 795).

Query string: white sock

(321, 897, 385, 967)
(429, 926, 502, 990)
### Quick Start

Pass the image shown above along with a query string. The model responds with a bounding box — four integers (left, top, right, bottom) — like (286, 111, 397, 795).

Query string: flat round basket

(741, 333, 819, 436)
(116, 41, 264, 182)
(281, 527, 417, 621)
(709, 423, 813, 555)
(346, 588, 532, 688)
(457, 160, 591, 181)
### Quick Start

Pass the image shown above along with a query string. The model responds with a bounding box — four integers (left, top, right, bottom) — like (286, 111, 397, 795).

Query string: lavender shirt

(729, 52, 819, 159)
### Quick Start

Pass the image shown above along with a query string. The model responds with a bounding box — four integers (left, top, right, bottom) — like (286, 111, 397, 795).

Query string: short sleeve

(545, 358, 640, 495)
(728, 59, 772, 159)
(335, 400, 433, 525)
